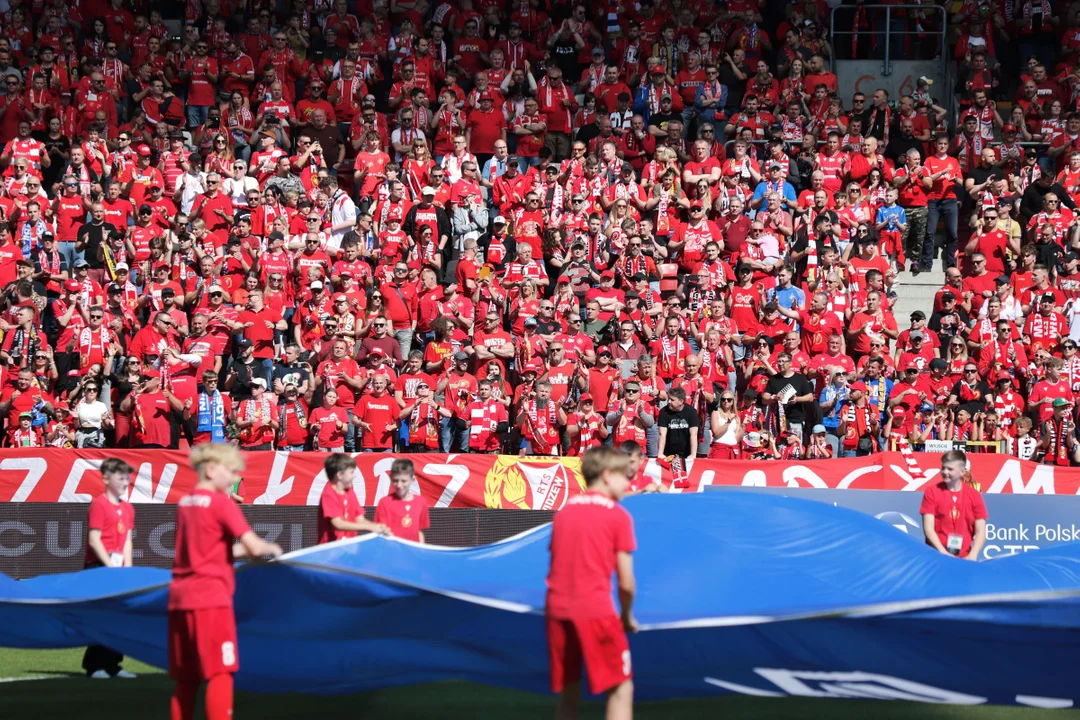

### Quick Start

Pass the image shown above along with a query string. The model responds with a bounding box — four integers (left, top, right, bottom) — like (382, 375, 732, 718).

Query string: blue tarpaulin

(2, 492, 1080, 707)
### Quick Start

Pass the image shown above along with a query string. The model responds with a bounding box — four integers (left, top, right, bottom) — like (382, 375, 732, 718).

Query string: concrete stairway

(891, 265, 946, 331)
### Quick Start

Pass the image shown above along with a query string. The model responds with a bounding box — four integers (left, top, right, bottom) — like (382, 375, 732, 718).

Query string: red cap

(578, 393, 593, 403)
(557, 275, 571, 284)
(479, 93, 493, 101)
(597, 345, 612, 355)
(153, 262, 170, 273)
(370, 347, 386, 356)
(892, 406, 907, 416)
(600, 269, 615, 280)
(1002, 123, 1017, 133)
(849, 381, 867, 392)
(905, 361, 920, 372)
(64, 279, 80, 291)
(523, 360, 542, 373)
(136, 145, 152, 156)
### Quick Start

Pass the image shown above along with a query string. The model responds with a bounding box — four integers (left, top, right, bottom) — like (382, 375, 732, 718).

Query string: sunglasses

(625, 388, 640, 394)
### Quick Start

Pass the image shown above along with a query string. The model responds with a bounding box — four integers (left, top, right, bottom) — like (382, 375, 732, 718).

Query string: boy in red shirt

(318, 454, 390, 544)
(920, 449, 988, 560)
(374, 458, 430, 543)
(546, 446, 637, 720)
(82, 458, 136, 679)
(168, 444, 282, 720)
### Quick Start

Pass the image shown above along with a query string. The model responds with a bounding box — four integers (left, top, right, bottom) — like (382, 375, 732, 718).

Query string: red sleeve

(971, 488, 988, 521)
(919, 486, 937, 516)
(321, 486, 343, 521)
(373, 496, 389, 525)
(216, 492, 252, 537)
(87, 495, 106, 531)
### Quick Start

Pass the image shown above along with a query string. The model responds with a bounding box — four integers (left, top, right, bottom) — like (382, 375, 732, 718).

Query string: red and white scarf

(78, 325, 111, 369)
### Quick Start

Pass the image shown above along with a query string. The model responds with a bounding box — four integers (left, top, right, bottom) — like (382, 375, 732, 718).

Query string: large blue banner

(707, 486, 1080, 561)
(2, 493, 1080, 707)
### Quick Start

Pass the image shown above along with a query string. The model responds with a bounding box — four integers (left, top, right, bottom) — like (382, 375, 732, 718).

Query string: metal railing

(829, 4, 948, 76)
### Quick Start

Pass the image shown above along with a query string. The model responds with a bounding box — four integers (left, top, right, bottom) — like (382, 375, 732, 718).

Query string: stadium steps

(892, 265, 945, 330)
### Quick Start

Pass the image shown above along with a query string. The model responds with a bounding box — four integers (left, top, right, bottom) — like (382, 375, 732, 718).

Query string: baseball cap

(600, 269, 615, 280)
(995, 275, 1011, 285)
(942, 291, 957, 302)
(578, 393, 594, 403)
(14, 258, 30, 267)
(597, 346, 612, 356)
(849, 381, 868, 392)
(493, 216, 507, 225)
(910, 310, 926, 321)
(479, 93, 493, 102)
(929, 358, 947, 371)
(74, 258, 90, 268)
(591, 47, 605, 56)
(251, 377, 267, 388)
(523, 360, 542, 373)
(811, 424, 827, 435)
(524, 316, 539, 326)
(64, 280, 80, 291)
(421, 186, 436, 196)
(1042, 292, 1057, 303)
(310, 280, 324, 290)
(161, 288, 176, 298)
(114, 262, 129, 272)
(370, 347, 386, 357)
(237, 339, 253, 349)
(905, 362, 920, 372)
(1002, 124, 1017, 133)
(453, 351, 470, 362)
(919, 402, 934, 412)
(208, 286, 224, 295)
(557, 276, 570, 284)
(910, 330, 923, 341)
(1054, 397, 1071, 408)
(136, 145, 151, 156)
(19, 411, 32, 419)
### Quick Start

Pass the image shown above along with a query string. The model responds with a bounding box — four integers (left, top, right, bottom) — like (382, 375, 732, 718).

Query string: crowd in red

(0, 0, 1076, 466)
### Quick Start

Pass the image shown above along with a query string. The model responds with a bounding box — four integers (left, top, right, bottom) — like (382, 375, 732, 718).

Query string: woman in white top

(709, 390, 743, 459)
(74, 383, 113, 448)
(222, 159, 260, 210)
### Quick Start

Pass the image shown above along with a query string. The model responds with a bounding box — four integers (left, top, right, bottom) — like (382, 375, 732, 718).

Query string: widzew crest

(484, 455, 585, 510)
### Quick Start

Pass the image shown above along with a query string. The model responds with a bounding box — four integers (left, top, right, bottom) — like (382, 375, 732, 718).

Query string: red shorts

(168, 607, 239, 683)
(546, 615, 631, 695)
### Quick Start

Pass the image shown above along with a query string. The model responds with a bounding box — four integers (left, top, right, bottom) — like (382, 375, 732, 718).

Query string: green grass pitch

(0, 648, 1076, 719)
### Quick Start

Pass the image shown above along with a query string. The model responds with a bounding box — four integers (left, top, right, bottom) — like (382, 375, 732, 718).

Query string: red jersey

(85, 492, 134, 567)
(374, 493, 430, 542)
(545, 491, 636, 619)
(168, 488, 252, 610)
(317, 483, 363, 544)
(355, 393, 398, 449)
(918, 481, 988, 558)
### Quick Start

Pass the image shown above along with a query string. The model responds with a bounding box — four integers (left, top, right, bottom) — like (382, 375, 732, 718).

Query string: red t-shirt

(168, 488, 252, 610)
(545, 491, 636, 620)
(355, 393, 397, 449)
(318, 483, 363, 544)
(309, 405, 348, 449)
(238, 308, 282, 359)
(85, 493, 134, 567)
(918, 481, 988, 558)
(374, 493, 430, 542)
(133, 391, 173, 447)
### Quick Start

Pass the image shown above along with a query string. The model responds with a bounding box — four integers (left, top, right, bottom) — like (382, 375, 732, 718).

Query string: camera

(266, 115, 279, 125)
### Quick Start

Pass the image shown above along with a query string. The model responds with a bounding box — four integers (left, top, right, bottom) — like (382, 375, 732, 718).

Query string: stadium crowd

(0, 0, 1076, 468)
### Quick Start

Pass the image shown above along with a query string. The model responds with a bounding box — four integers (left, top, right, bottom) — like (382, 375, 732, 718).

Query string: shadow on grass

(2, 677, 1076, 720)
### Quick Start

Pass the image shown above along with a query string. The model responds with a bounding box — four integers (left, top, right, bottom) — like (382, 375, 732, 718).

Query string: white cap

(421, 186, 436, 196)
(493, 216, 507, 225)
(310, 280, 324, 289)
(251, 378, 267, 388)
(114, 262, 129, 271)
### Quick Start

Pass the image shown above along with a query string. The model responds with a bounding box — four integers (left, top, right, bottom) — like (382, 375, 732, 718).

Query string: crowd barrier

(0, 450, 1075, 507)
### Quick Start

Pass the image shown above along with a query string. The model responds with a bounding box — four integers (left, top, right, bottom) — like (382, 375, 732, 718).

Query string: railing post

(883, 6, 891, 77)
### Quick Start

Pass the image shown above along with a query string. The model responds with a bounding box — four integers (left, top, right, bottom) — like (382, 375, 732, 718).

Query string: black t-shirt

(75, 221, 118, 270)
(658, 404, 700, 458)
(717, 62, 749, 108)
(764, 372, 815, 424)
(273, 362, 311, 390)
(648, 111, 680, 134)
